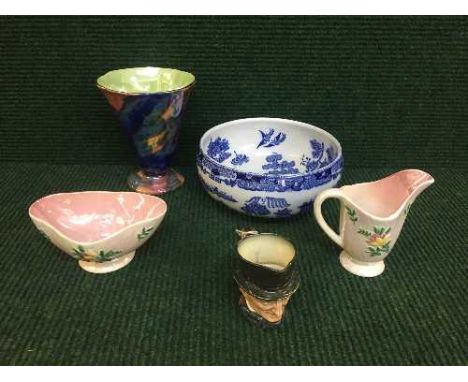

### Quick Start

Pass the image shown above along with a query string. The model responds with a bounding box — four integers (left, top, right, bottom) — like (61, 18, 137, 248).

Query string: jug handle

(313, 188, 344, 248)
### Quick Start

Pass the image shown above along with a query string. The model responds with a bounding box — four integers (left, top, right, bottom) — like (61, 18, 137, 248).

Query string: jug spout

(402, 169, 435, 203)
(339, 169, 434, 221)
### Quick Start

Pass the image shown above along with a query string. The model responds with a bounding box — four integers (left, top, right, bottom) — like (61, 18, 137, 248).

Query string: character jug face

(234, 229, 299, 328)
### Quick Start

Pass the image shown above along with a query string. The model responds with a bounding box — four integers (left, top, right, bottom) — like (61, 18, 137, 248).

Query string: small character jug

(234, 229, 299, 327)
(314, 169, 434, 277)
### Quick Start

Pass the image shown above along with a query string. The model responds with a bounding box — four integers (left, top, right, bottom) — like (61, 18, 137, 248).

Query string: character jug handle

(313, 188, 345, 248)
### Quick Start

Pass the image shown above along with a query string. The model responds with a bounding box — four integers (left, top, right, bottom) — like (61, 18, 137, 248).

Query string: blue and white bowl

(197, 118, 343, 218)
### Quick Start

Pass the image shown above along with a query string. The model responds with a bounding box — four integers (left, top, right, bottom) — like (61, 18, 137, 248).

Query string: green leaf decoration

(95, 249, 122, 262)
(138, 226, 154, 241)
(385, 227, 391, 234)
(72, 246, 85, 255)
(358, 228, 372, 237)
(372, 227, 386, 235)
(366, 246, 383, 257)
(71, 245, 87, 260)
(70, 246, 122, 262)
(345, 206, 358, 224)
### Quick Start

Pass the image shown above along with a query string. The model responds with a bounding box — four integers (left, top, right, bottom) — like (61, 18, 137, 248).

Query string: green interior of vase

(97, 67, 195, 94)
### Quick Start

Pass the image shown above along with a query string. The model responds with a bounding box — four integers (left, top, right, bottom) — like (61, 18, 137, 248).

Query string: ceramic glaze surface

(98, 67, 195, 195)
(29, 191, 167, 273)
(314, 169, 434, 277)
(97, 67, 195, 95)
(235, 231, 300, 327)
(197, 118, 343, 217)
(238, 235, 295, 270)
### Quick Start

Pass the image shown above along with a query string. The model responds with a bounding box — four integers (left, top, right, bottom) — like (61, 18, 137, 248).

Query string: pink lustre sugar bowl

(29, 191, 167, 274)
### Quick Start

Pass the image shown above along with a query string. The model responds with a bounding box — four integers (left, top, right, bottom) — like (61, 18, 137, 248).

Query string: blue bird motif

(257, 129, 287, 149)
(257, 129, 275, 148)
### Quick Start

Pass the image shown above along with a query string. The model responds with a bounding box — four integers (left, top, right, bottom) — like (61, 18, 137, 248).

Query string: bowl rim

(96, 66, 196, 96)
(28, 191, 167, 246)
(198, 117, 343, 178)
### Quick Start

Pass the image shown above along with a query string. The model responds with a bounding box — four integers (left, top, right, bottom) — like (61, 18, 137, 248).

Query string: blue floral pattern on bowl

(207, 137, 232, 163)
(198, 118, 343, 218)
(262, 153, 299, 175)
(231, 151, 249, 166)
(198, 151, 342, 193)
(202, 183, 237, 202)
(301, 139, 338, 173)
(241, 196, 290, 217)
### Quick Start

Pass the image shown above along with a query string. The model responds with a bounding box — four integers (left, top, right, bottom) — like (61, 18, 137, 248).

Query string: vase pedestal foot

(339, 251, 385, 277)
(127, 168, 184, 195)
(78, 251, 136, 274)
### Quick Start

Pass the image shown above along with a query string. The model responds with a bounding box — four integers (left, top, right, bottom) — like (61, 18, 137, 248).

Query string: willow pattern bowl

(29, 191, 167, 273)
(197, 118, 343, 218)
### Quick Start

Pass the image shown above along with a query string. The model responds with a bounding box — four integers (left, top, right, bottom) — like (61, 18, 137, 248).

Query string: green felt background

(1, 16, 467, 167)
(0, 16, 467, 365)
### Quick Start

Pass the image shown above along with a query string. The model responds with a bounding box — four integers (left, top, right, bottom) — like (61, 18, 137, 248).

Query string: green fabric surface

(0, 164, 466, 365)
(0, 16, 467, 168)
(0, 16, 467, 365)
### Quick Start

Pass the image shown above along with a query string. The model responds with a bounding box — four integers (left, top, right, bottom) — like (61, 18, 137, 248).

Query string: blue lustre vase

(97, 67, 195, 194)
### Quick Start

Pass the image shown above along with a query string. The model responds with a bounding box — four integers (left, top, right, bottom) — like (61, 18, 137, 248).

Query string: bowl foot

(127, 168, 184, 195)
(339, 251, 385, 277)
(78, 251, 135, 274)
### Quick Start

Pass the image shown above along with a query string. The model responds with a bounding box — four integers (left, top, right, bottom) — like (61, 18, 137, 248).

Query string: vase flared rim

(97, 67, 195, 95)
